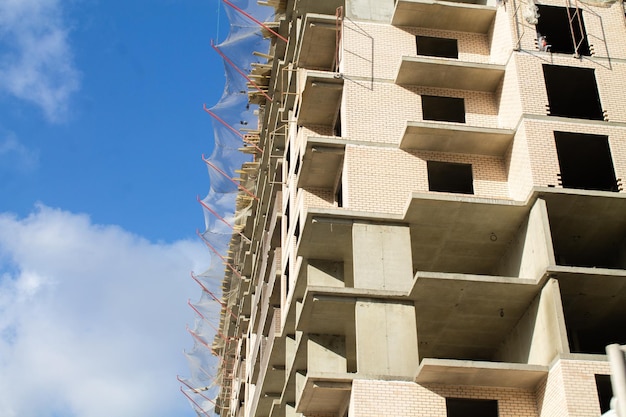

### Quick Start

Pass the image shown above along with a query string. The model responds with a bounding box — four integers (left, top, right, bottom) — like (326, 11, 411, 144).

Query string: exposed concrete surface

(346, 0, 394, 22)
(395, 56, 505, 91)
(352, 223, 413, 291)
(416, 358, 548, 389)
(355, 300, 419, 377)
(392, 0, 496, 33)
(400, 121, 515, 156)
(494, 279, 569, 365)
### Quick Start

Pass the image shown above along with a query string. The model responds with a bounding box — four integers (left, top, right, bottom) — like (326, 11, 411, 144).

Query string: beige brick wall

(342, 145, 509, 214)
(349, 380, 538, 417)
(514, 53, 626, 124)
(341, 81, 503, 146)
(505, 124, 535, 201)
(536, 357, 611, 417)
(341, 19, 502, 81)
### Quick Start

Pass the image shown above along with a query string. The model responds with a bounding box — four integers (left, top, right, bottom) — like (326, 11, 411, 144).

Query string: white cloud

(0, 0, 80, 122)
(0, 205, 210, 417)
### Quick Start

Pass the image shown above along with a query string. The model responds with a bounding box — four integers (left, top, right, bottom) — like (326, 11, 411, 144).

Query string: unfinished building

(209, 0, 626, 416)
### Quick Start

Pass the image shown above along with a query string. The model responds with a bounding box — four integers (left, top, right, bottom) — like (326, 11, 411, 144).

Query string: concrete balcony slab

(296, 14, 337, 70)
(297, 137, 345, 189)
(399, 121, 514, 156)
(392, 0, 496, 33)
(395, 56, 504, 91)
(297, 70, 343, 126)
(416, 358, 548, 389)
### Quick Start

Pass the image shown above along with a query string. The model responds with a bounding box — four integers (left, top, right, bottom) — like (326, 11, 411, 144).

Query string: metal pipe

(607, 344, 626, 417)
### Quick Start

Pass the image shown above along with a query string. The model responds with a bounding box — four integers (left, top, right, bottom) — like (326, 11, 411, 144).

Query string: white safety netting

(181, 1, 273, 415)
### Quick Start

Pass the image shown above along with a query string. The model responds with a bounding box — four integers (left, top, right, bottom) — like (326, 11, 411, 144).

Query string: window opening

(535, 5, 590, 56)
(427, 161, 474, 194)
(595, 374, 613, 414)
(416, 36, 458, 59)
(446, 398, 498, 417)
(543, 65, 603, 120)
(294, 153, 301, 175)
(333, 104, 342, 137)
(335, 172, 343, 208)
(285, 143, 291, 173)
(284, 260, 290, 299)
(554, 131, 618, 192)
(294, 216, 300, 241)
(422, 95, 465, 123)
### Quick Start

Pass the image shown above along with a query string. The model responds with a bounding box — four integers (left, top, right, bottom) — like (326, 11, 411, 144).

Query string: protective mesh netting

(181, 1, 273, 415)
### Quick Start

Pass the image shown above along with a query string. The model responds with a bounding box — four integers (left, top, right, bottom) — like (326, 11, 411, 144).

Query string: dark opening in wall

(554, 131, 618, 192)
(446, 398, 498, 417)
(294, 216, 300, 241)
(333, 104, 342, 137)
(536, 5, 590, 56)
(569, 326, 626, 355)
(294, 153, 301, 175)
(416, 36, 459, 59)
(595, 374, 613, 414)
(284, 260, 290, 298)
(422, 95, 465, 123)
(427, 161, 474, 194)
(335, 172, 343, 208)
(543, 65, 603, 120)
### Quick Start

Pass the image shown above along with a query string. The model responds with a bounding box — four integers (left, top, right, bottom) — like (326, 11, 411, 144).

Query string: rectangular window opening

(333, 104, 342, 137)
(416, 36, 458, 59)
(536, 5, 590, 56)
(554, 131, 618, 192)
(446, 398, 498, 417)
(428, 161, 474, 194)
(543, 65, 603, 120)
(422, 95, 465, 123)
(284, 260, 290, 299)
(335, 172, 343, 208)
(595, 374, 613, 414)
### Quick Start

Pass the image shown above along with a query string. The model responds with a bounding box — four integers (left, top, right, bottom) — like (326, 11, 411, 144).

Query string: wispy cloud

(0, 205, 207, 417)
(0, 0, 80, 122)
(0, 130, 39, 173)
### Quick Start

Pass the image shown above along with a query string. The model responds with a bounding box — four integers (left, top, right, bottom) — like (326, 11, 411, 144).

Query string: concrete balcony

(296, 14, 338, 70)
(392, 0, 496, 33)
(250, 309, 285, 417)
(297, 137, 345, 189)
(408, 272, 550, 362)
(395, 56, 504, 92)
(416, 358, 548, 390)
(547, 265, 626, 354)
(296, 373, 352, 415)
(294, 0, 345, 15)
(296, 70, 343, 126)
(399, 121, 515, 156)
(536, 188, 626, 270)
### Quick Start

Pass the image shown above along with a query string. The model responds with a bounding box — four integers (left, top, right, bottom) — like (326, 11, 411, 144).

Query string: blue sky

(0, 1, 231, 416)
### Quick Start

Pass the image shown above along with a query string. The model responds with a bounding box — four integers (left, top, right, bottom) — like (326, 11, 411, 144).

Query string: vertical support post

(607, 344, 626, 417)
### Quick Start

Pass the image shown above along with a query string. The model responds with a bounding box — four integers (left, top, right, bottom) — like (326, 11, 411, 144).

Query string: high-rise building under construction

(211, 0, 626, 416)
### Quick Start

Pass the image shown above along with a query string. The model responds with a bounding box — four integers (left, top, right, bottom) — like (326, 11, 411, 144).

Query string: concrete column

(308, 334, 347, 373)
(495, 278, 569, 365)
(355, 300, 418, 377)
(352, 223, 413, 291)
